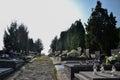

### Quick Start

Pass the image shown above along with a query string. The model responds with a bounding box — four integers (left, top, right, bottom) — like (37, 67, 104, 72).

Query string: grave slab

(75, 71, 120, 80)
(0, 59, 24, 69)
(0, 68, 13, 79)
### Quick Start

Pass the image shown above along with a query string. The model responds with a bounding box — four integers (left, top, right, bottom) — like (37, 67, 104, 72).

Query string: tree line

(50, 1, 120, 56)
(50, 19, 85, 53)
(3, 21, 43, 55)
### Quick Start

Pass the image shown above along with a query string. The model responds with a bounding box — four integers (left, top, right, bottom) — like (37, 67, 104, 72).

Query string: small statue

(100, 64, 104, 73)
(93, 63, 97, 75)
(111, 65, 116, 76)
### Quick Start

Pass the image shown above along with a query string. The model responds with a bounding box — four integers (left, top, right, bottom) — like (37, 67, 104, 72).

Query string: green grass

(52, 65, 58, 80)
(34, 56, 57, 80)
(34, 56, 52, 62)
(53, 66, 57, 74)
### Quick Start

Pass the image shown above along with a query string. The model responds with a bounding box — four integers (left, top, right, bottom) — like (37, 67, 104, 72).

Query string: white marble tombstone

(95, 51, 100, 60)
(86, 49, 89, 58)
(77, 47, 82, 56)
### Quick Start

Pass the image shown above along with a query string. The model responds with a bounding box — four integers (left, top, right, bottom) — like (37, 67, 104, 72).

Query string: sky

(0, 0, 120, 55)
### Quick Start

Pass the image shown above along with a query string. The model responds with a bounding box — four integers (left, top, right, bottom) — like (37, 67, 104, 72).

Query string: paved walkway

(50, 57, 69, 80)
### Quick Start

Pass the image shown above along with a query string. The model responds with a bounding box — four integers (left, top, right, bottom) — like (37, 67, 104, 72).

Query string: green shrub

(34, 56, 52, 62)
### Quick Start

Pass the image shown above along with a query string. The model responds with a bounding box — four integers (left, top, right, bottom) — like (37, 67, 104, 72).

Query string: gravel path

(9, 56, 56, 80)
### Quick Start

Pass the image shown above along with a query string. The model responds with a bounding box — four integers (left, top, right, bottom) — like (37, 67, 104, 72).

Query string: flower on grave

(108, 56, 116, 62)
(86, 60, 89, 64)
(106, 54, 118, 65)
(79, 61, 82, 64)
(92, 62, 95, 65)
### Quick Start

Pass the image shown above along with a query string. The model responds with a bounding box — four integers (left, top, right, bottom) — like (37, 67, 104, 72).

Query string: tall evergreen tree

(17, 24, 29, 52)
(4, 21, 44, 55)
(50, 36, 58, 52)
(56, 39, 62, 51)
(85, 1, 118, 56)
(73, 20, 85, 49)
(50, 19, 85, 53)
(117, 27, 120, 47)
(28, 38, 34, 52)
(35, 38, 43, 54)
(67, 19, 85, 51)
(4, 22, 29, 54)
(4, 22, 18, 52)
(59, 31, 68, 51)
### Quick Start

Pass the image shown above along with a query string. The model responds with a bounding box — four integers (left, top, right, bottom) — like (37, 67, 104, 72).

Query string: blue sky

(72, 0, 120, 27)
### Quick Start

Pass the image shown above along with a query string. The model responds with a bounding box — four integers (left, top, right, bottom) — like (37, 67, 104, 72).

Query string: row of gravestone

(63, 60, 120, 80)
(54, 48, 99, 59)
(85, 48, 120, 61)
(0, 59, 25, 69)
(0, 59, 25, 79)
(61, 48, 120, 80)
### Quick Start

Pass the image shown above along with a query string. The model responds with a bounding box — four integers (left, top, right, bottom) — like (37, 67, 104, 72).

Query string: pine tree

(85, 1, 118, 56)
(50, 36, 58, 52)
(3, 22, 18, 52)
(35, 39, 43, 53)
(17, 24, 29, 52)
(51, 19, 85, 53)
(3, 22, 29, 54)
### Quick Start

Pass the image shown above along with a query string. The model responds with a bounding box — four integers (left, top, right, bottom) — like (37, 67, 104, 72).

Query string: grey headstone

(95, 51, 100, 60)
(86, 49, 89, 58)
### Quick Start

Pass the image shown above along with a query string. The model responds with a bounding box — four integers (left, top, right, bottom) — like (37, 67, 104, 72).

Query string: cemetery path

(7, 56, 56, 80)
(50, 57, 69, 80)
